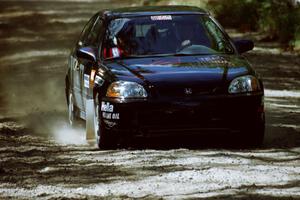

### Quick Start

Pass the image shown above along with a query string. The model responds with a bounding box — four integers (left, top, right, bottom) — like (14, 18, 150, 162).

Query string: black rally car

(65, 6, 265, 148)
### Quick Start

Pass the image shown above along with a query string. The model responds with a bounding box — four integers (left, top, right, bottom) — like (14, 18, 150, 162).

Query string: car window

(85, 17, 104, 47)
(102, 14, 235, 59)
(203, 16, 233, 53)
(78, 14, 98, 46)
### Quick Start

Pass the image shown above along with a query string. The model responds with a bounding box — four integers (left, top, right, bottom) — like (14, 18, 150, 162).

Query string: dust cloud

(51, 122, 87, 145)
(0, 0, 136, 145)
(0, 1, 83, 142)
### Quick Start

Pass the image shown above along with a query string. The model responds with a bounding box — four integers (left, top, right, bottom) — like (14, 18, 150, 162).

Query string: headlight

(106, 81, 147, 98)
(228, 75, 261, 94)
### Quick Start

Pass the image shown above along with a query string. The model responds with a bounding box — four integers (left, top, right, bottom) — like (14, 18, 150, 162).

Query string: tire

(68, 92, 78, 127)
(93, 94, 114, 149)
(245, 114, 265, 148)
(247, 124, 265, 147)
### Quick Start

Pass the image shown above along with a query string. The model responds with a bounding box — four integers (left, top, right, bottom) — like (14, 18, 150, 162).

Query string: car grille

(137, 106, 231, 131)
(156, 85, 219, 98)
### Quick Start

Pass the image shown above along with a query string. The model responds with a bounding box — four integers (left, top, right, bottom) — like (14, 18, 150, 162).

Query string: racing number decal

(70, 56, 79, 71)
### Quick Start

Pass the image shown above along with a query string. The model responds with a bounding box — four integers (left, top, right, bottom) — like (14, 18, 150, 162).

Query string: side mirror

(234, 39, 254, 54)
(76, 47, 97, 62)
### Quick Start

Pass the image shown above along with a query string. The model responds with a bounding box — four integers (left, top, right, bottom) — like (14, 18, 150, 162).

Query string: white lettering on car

(103, 120, 117, 127)
(84, 74, 90, 88)
(101, 101, 114, 112)
(150, 15, 172, 21)
(112, 47, 120, 58)
(102, 112, 112, 119)
(94, 75, 104, 86)
(102, 112, 120, 120)
(70, 56, 78, 71)
(112, 113, 119, 119)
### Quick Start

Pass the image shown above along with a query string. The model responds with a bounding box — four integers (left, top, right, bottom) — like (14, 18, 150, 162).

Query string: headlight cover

(106, 81, 147, 98)
(228, 75, 261, 94)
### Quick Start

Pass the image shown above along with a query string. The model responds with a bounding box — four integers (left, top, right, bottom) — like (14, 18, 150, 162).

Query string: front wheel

(68, 92, 78, 127)
(245, 114, 265, 148)
(93, 95, 115, 149)
(246, 124, 265, 147)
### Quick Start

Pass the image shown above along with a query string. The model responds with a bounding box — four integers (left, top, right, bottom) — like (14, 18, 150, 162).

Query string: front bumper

(99, 93, 264, 137)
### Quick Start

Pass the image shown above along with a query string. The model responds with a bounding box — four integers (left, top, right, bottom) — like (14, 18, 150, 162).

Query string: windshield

(103, 14, 235, 59)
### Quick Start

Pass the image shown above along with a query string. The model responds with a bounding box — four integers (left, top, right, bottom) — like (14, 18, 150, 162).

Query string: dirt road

(0, 1, 299, 199)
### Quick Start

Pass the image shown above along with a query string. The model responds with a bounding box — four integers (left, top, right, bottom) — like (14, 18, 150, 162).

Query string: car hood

(105, 55, 253, 97)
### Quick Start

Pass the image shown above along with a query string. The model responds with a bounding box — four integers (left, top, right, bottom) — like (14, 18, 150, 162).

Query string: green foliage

(295, 27, 300, 51)
(208, 0, 260, 31)
(207, 0, 300, 48)
(258, 0, 299, 45)
(142, 0, 162, 6)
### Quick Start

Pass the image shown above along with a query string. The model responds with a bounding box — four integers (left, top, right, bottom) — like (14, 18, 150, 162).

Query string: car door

(80, 16, 105, 110)
(71, 14, 98, 112)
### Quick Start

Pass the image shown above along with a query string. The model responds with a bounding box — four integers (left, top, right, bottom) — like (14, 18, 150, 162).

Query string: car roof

(103, 5, 208, 19)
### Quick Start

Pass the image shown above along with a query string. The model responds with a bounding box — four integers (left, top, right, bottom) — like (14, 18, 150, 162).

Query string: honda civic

(65, 6, 265, 149)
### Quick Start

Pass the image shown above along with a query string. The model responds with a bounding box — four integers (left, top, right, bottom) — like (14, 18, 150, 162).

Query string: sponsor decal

(70, 56, 78, 70)
(94, 75, 104, 86)
(197, 55, 234, 67)
(102, 112, 111, 119)
(102, 112, 120, 120)
(103, 120, 117, 128)
(101, 101, 114, 112)
(112, 113, 120, 119)
(151, 15, 172, 21)
(84, 74, 90, 88)
(79, 63, 84, 70)
(181, 40, 191, 47)
(112, 47, 120, 58)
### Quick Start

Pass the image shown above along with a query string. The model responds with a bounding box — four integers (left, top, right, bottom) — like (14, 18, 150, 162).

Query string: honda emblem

(184, 88, 193, 95)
